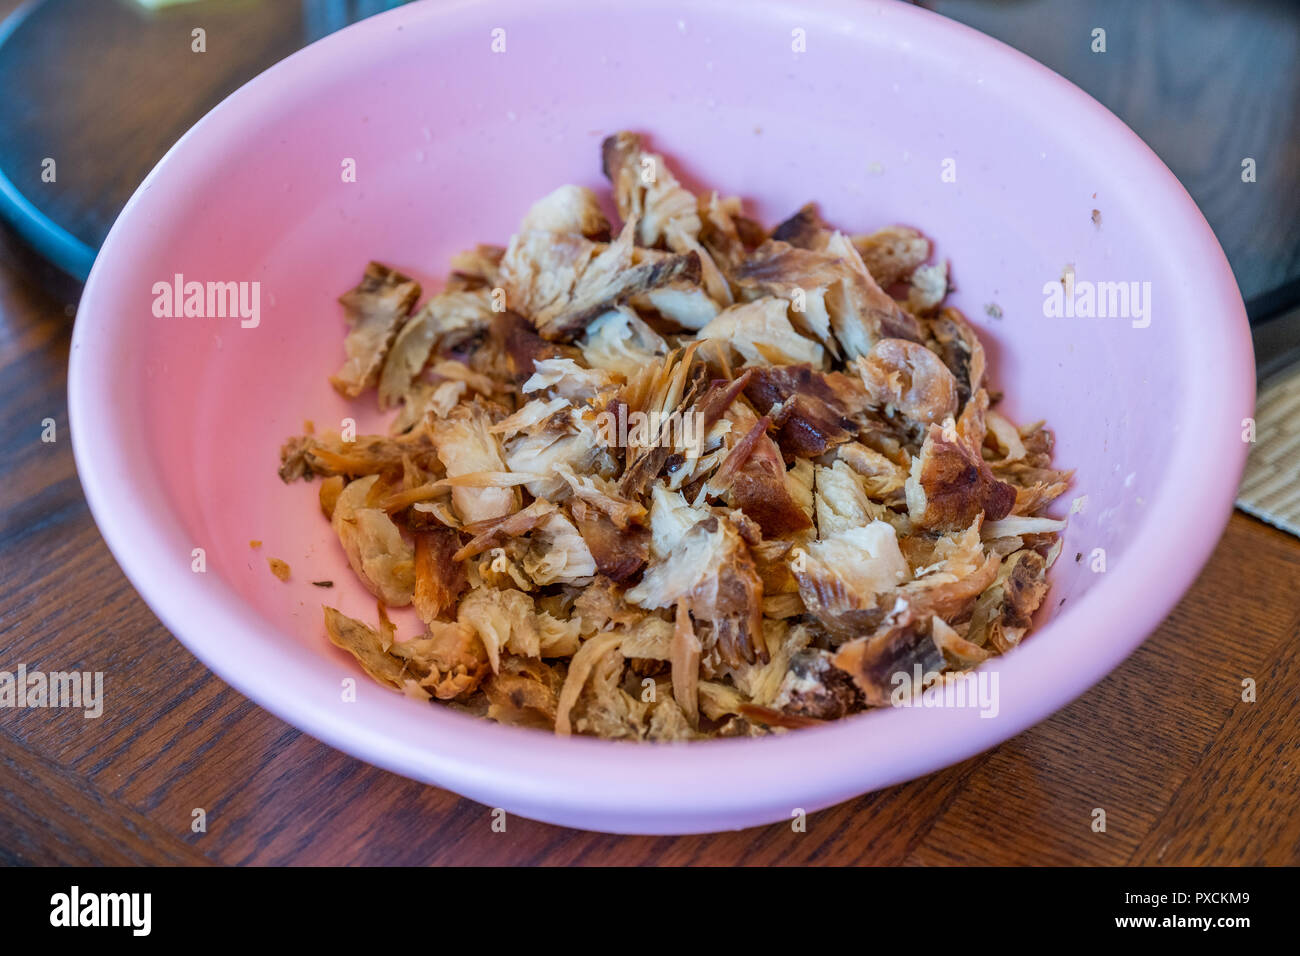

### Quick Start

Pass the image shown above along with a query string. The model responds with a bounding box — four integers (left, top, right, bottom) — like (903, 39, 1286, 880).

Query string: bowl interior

(70, 0, 1251, 833)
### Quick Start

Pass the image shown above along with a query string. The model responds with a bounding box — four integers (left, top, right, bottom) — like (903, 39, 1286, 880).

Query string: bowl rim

(68, 0, 1254, 832)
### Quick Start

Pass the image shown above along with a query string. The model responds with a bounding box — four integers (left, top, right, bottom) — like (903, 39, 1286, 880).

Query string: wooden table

(2, 219, 1297, 865)
(2, 0, 1298, 866)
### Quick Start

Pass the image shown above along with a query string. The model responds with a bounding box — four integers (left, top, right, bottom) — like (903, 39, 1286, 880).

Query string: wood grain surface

(1, 0, 1298, 866)
(1, 216, 1297, 865)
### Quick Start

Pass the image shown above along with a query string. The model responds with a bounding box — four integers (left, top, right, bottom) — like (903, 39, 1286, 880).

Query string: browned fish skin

(780, 648, 864, 720)
(771, 203, 831, 250)
(414, 527, 467, 622)
(744, 364, 866, 458)
(495, 310, 578, 384)
(571, 500, 649, 582)
(331, 262, 421, 398)
(543, 249, 702, 341)
(853, 226, 931, 288)
(831, 611, 945, 707)
(908, 423, 1016, 531)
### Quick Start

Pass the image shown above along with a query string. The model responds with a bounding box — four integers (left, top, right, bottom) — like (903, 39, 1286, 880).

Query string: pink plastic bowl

(69, 0, 1253, 833)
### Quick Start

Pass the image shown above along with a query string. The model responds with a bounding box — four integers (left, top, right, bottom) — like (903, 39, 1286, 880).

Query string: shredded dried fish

(279, 131, 1070, 740)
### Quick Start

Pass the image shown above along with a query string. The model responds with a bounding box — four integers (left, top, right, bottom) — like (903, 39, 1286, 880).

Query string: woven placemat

(1238, 360, 1300, 536)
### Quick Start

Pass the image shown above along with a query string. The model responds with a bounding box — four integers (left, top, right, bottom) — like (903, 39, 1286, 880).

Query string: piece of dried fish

(331, 263, 421, 398)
